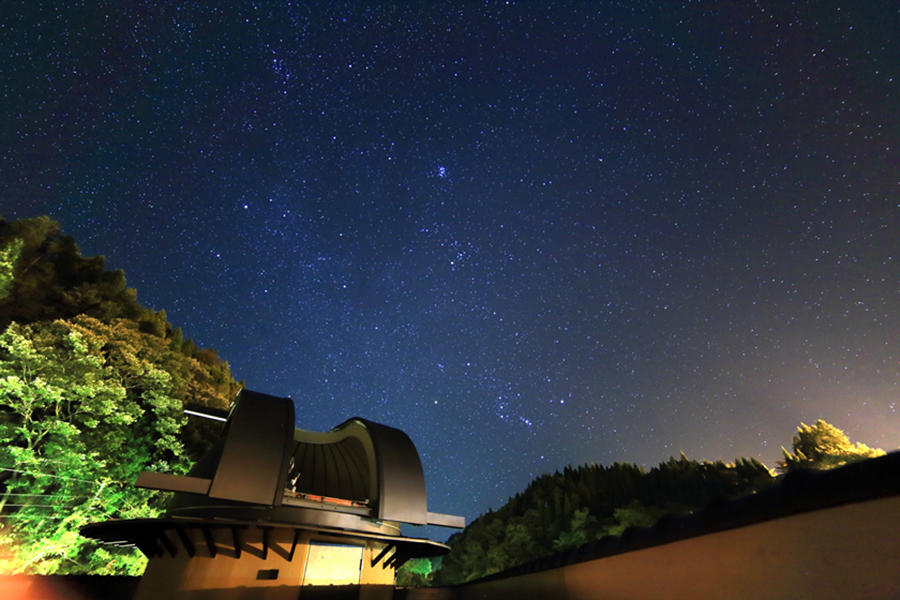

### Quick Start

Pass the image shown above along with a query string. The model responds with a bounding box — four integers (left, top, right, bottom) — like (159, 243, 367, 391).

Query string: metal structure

(81, 389, 464, 599)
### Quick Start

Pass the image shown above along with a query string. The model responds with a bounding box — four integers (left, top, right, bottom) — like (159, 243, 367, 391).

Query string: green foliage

(433, 455, 776, 585)
(605, 501, 670, 538)
(780, 420, 885, 473)
(0, 237, 22, 301)
(0, 217, 242, 575)
(0, 319, 182, 574)
(552, 507, 598, 551)
(0, 217, 142, 328)
(395, 557, 435, 587)
(436, 420, 886, 585)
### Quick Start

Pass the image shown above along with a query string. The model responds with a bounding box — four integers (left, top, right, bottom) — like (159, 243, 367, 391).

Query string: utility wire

(3, 493, 90, 498)
(0, 466, 131, 486)
(0, 467, 102, 485)
(2, 504, 81, 508)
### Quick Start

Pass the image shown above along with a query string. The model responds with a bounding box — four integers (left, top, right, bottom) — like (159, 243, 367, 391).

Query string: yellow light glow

(302, 542, 363, 586)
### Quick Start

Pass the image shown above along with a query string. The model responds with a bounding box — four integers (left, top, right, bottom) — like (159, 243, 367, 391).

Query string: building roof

(132, 390, 462, 528)
(81, 389, 463, 562)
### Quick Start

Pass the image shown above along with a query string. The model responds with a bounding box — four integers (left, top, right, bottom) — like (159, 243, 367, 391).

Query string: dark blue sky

(3, 1, 899, 537)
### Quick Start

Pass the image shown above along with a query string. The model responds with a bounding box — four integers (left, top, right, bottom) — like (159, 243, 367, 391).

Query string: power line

(0, 466, 131, 486)
(2, 504, 81, 509)
(4, 492, 89, 498)
(0, 467, 102, 485)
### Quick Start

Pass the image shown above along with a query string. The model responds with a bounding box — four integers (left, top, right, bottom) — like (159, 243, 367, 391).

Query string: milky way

(2, 1, 899, 537)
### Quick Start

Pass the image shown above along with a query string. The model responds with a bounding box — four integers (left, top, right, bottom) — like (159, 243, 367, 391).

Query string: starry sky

(2, 1, 899, 538)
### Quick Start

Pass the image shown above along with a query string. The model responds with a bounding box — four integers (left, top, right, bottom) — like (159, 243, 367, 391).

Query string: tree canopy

(433, 421, 887, 586)
(0, 216, 241, 575)
(433, 454, 775, 585)
(780, 420, 885, 473)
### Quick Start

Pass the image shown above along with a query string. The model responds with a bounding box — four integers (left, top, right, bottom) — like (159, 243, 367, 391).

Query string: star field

(2, 1, 899, 536)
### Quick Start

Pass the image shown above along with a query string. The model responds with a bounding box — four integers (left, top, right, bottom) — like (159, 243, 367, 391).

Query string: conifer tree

(434, 452, 777, 585)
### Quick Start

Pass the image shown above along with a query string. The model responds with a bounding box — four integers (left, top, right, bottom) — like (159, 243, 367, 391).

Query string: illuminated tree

(0, 319, 180, 573)
(780, 420, 885, 473)
(603, 501, 669, 538)
(396, 557, 434, 587)
(0, 217, 241, 575)
(0, 237, 22, 301)
(552, 507, 597, 551)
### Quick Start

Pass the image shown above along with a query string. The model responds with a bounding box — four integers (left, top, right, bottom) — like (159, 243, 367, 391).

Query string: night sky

(2, 1, 899, 538)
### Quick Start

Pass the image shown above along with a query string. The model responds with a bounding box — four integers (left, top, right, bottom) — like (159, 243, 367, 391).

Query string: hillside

(430, 420, 884, 586)
(0, 216, 241, 575)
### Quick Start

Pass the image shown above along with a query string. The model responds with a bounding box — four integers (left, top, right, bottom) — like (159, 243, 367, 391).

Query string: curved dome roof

(134, 390, 450, 528)
(82, 390, 463, 566)
(289, 426, 372, 502)
(284, 417, 429, 525)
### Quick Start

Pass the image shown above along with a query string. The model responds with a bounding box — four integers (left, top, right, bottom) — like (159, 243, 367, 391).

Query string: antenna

(183, 404, 229, 422)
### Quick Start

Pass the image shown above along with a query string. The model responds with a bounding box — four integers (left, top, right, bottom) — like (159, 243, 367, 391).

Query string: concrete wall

(134, 526, 395, 600)
(453, 495, 900, 600)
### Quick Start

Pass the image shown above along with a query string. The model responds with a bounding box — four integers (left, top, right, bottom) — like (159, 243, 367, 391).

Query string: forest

(0, 216, 241, 574)
(410, 419, 884, 586)
(0, 216, 886, 581)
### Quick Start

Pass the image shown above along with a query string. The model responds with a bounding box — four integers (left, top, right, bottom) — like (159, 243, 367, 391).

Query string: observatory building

(81, 390, 464, 600)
